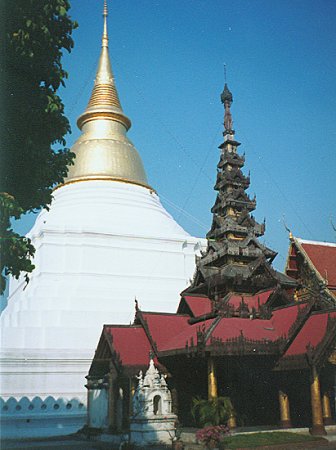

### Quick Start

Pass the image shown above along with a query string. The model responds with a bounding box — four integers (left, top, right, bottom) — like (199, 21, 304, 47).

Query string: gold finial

(102, 0, 108, 48)
(77, 0, 130, 130)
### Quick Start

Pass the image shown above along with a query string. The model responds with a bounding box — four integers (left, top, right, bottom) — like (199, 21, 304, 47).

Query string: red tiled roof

(270, 303, 306, 337)
(156, 304, 304, 353)
(211, 317, 278, 342)
(182, 296, 213, 317)
(284, 311, 336, 357)
(160, 318, 216, 351)
(210, 304, 302, 343)
(141, 312, 190, 351)
(227, 289, 274, 310)
(301, 241, 336, 289)
(104, 325, 152, 367)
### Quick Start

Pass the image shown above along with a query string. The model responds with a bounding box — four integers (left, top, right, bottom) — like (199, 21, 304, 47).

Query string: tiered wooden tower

(186, 84, 295, 304)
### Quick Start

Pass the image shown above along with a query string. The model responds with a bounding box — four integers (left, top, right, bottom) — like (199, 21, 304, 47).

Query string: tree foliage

(0, 194, 35, 294)
(191, 396, 234, 427)
(0, 0, 77, 294)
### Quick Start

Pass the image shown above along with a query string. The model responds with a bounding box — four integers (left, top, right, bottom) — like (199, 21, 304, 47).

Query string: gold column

(207, 357, 218, 400)
(309, 366, 327, 435)
(322, 392, 334, 425)
(278, 390, 292, 428)
(228, 413, 237, 429)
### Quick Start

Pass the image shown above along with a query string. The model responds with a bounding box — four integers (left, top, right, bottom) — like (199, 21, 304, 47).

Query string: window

(153, 395, 161, 415)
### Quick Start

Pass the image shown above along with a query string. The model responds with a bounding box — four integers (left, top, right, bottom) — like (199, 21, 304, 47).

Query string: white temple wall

(0, 395, 86, 439)
(0, 356, 88, 401)
(2, 229, 203, 345)
(0, 181, 206, 438)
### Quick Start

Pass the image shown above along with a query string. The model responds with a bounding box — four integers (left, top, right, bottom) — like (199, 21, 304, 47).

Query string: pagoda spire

(63, 1, 149, 189)
(221, 83, 234, 137)
(102, 0, 108, 48)
(208, 83, 265, 243)
(77, 0, 131, 130)
(184, 83, 297, 300)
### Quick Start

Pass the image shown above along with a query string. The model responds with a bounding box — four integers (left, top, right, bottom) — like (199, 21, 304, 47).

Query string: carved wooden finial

(221, 83, 234, 132)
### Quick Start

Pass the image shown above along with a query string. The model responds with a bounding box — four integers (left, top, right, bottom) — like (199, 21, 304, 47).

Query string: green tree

(0, 0, 77, 294)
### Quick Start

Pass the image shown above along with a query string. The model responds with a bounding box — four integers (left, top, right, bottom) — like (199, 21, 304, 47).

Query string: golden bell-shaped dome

(64, 1, 150, 189)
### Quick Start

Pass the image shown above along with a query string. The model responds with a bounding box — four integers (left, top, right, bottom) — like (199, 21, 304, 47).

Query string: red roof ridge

(310, 308, 336, 316)
(183, 293, 209, 298)
(204, 316, 222, 343)
(297, 238, 336, 247)
(140, 311, 190, 317)
(277, 301, 315, 356)
(272, 300, 309, 312)
(103, 324, 142, 328)
(228, 288, 275, 297)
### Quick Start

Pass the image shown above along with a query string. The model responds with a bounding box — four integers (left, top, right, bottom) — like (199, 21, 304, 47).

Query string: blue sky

(3, 0, 336, 307)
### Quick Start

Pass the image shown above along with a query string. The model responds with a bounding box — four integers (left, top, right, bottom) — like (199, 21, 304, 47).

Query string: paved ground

(0, 436, 108, 450)
(2, 441, 336, 450)
(2, 437, 336, 450)
(2, 427, 336, 450)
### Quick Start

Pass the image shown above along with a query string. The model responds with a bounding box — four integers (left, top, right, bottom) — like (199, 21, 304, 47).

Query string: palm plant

(191, 396, 234, 427)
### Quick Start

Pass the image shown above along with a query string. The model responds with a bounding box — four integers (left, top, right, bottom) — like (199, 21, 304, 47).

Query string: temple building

(0, 4, 204, 438)
(87, 83, 336, 436)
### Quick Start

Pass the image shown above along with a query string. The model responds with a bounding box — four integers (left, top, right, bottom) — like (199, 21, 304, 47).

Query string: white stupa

(0, 3, 205, 438)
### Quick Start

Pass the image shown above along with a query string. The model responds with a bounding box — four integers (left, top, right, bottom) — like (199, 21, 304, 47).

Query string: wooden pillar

(278, 389, 292, 428)
(129, 377, 135, 416)
(108, 373, 115, 430)
(86, 379, 92, 427)
(309, 366, 327, 435)
(322, 391, 334, 425)
(171, 386, 179, 416)
(207, 357, 218, 400)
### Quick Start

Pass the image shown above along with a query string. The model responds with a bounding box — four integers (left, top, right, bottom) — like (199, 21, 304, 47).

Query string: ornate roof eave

(289, 235, 336, 304)
(158, 335, 286, 359)
(252, 257, 297, 288)
(278, 301, 314, 355)
(266, 285, 295, 308)
(219, 139, 241, 149)
(218, 150, 244, 167)
(134, 309, 159, 357)
(306, 312, 336, 370)
(88, 328, 120, 377)
(274, 311, 336, 371)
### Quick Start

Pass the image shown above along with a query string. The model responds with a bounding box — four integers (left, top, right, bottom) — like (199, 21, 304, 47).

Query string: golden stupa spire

(63, 0, 149, 189)
(77, 0, 131, 130)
